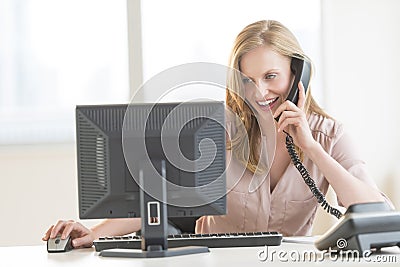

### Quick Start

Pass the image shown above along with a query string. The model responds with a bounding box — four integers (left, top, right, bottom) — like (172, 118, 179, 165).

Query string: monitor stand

(99, 160, 209, 258)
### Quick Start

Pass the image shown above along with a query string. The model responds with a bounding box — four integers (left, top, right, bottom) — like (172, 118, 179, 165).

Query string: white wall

(1, 0, 400, 246)
(321, 0, 400, 204)
(310, 0, 400, 235)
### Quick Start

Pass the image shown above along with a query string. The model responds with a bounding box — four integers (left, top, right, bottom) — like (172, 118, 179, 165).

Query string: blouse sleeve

(330, 124, 394, 209)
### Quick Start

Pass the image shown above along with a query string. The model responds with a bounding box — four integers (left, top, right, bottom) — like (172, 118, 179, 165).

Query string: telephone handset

(277, 57, 343, 219)
(275, 57, 311, 121)
(287, 57, 311, 105)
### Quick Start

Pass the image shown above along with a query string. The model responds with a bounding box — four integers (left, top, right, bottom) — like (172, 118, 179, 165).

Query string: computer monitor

(76, 101, 226, 257)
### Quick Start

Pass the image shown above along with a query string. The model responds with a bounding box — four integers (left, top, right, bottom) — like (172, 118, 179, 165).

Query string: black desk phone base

(315, 202, 400, 254)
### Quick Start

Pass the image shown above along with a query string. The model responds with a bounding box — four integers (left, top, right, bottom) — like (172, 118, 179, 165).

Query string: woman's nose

(256, 80, 269, 95)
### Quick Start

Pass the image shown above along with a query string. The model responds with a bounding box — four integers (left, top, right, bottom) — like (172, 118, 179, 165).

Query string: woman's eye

(265, 74, 277, 79)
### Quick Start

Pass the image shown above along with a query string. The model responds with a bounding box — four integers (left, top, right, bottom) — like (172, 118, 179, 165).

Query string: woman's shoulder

(307, 112, 344, 140)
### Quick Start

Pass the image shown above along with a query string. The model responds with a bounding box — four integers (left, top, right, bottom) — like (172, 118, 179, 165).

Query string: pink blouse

(196, 112, 385, 236)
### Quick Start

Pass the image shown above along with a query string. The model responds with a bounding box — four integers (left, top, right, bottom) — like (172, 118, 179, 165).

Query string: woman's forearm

(305, 141, 384, 208)
(90, 218, 141, 239)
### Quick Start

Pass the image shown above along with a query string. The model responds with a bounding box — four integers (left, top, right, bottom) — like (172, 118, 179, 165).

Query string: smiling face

(240, 45, 293, 116)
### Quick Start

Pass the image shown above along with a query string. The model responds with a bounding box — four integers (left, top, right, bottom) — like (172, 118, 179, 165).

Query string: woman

(43, 20, 390, 248)
(196, 19, 389, 235)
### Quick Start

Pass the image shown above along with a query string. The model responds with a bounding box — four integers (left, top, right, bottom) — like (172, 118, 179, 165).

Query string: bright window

(0, 0, 129, 144)
(1, 0, 322, 144)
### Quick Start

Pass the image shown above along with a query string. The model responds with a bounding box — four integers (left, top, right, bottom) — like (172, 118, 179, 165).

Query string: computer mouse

(47, 235, 73, 253)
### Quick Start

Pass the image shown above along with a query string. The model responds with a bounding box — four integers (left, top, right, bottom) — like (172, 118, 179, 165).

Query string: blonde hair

(226, 20, 330, 174)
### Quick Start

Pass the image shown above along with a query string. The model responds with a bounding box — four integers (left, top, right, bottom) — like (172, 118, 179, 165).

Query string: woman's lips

(256, 97, 279, 110)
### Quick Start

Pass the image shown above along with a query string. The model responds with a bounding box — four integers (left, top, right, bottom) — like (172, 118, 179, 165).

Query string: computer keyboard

(93, 232, 282, 252)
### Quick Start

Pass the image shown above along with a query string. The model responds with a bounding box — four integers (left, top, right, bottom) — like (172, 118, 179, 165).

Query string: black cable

(283, 130, 343, 219)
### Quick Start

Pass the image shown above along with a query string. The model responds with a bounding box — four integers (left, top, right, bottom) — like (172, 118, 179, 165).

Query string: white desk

(1, 242, 399, 267)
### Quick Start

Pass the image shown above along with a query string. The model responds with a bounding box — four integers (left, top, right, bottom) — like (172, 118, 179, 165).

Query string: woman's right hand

(42, 220, 95, 248)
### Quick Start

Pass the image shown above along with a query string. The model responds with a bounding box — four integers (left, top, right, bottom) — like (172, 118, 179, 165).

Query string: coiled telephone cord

(283, 130, 343, 219)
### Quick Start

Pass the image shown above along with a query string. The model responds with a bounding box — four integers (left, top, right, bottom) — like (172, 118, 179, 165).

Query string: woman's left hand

(273, 81, 316, 152)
